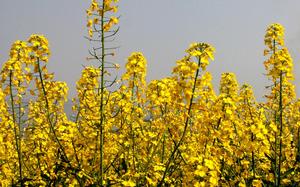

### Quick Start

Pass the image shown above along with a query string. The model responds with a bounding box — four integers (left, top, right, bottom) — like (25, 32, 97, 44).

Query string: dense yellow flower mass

(0, 1, 300, 186)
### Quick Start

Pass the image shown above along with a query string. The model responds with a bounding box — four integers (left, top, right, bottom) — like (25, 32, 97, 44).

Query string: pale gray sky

(1, 0, 299, 99)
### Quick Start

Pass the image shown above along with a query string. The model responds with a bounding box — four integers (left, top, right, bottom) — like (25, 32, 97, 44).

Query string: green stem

(9, 70, 23, 186)
(130, 72, 137, 171)
(36, 59, 82, 183)
(99, 0, 106, 185)
(245, 98, 255, 178)
(162, 133, 166, 163)
(37, 59, 65, 157)
(272, 38, 278, 187)
(277, 70, 283, 186)
(158, 56, 201, 186)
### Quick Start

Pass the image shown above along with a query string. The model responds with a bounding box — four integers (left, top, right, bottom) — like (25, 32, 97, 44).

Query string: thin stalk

(37, 59, 67, 159)
(272, 39, 278, 186)
(9, 70, 23, 186)
(274, 123, 277, 186)
(130, 73, 137, 171)
(161, 133, 166, 163)
(37, 59, 84, 185)
(158, 57, 201, 186)
(75, 90, 87, 124)
(251, 137, 255, 178)
(245, 98, 256, 178)
(277, 70, 283, 186)
(99, 0, 106, 185)
(157, 104, 167, 163)
(297, 128, 300, 164)
(36, 59, 83, 183)
(18, 81, 24, 185)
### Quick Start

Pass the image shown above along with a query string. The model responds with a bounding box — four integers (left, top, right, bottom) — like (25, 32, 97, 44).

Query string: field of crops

(1, 0, 300, 186)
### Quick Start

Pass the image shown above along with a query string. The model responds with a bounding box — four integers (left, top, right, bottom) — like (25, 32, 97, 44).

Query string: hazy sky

(1, 0, 300, 100)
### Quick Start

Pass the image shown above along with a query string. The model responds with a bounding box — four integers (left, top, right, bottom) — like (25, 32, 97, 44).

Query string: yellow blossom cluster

(86, 0, 119, 37)
(28, 34, 50, 63)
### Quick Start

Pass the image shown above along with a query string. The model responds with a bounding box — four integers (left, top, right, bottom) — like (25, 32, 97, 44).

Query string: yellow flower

(122, 180, 136, 187)
(186, 42, 215, 70)
(110, 16, 119, 24)
(87, 19, 93, 27)
(204, 159, 215, 170)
